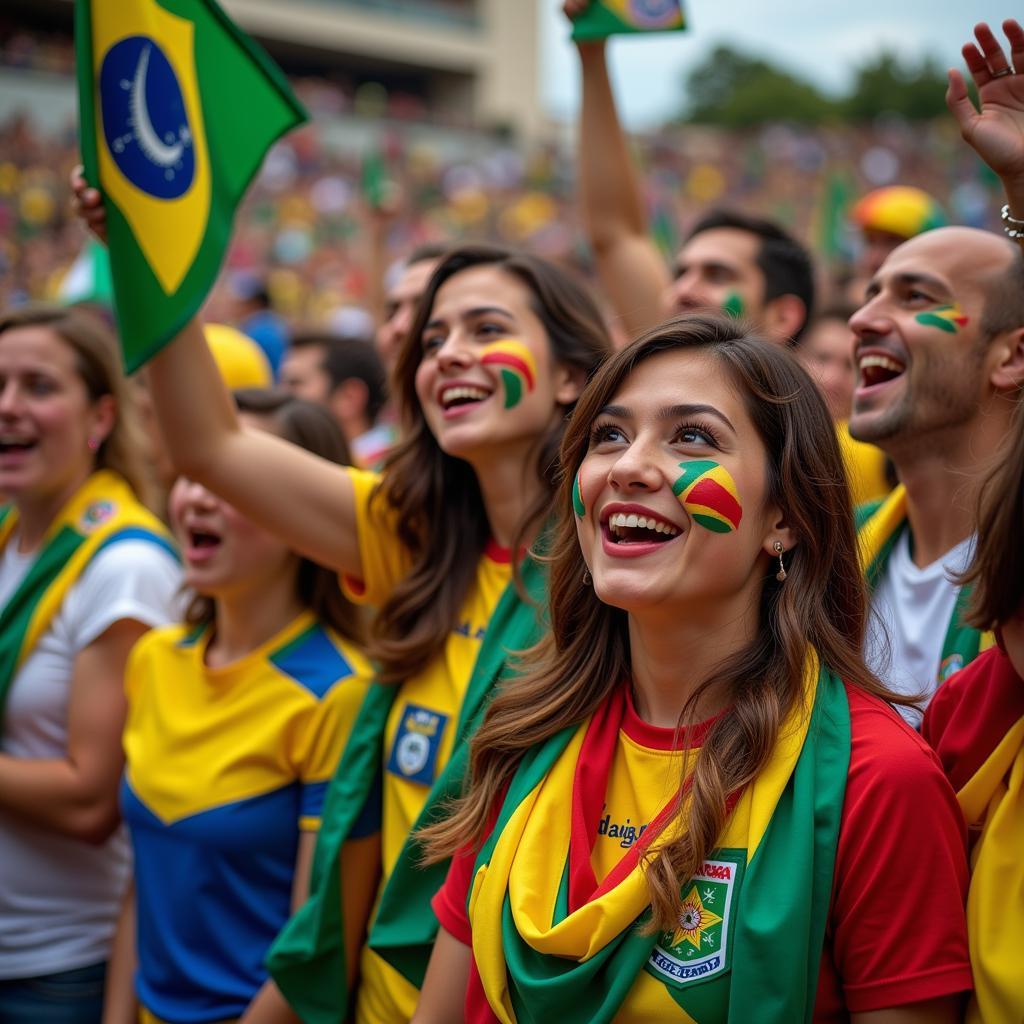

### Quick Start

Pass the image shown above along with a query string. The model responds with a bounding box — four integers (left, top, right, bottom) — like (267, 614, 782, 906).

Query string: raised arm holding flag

(75, 0, 305, 372)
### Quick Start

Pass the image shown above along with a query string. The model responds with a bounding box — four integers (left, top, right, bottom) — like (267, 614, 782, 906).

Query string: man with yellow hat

(851, 185, 948, 278)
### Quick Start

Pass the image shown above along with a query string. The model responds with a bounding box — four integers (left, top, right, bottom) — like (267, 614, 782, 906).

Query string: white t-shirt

(0, 535, 181, 979)
(865, 530, 975, 729)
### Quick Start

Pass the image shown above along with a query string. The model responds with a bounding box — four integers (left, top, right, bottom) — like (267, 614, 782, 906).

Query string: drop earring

(773, 541, 787, 582)
(582, 567, 592, 586)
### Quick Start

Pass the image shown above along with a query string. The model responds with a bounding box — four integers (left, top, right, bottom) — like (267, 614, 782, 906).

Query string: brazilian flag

(75, 0, 306, 371)
(571, 0, 686, 42)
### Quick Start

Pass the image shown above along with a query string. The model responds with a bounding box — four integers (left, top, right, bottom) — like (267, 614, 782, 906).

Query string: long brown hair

(184, 389, 363, 646)
(0, 303, 153, 508)
(959, 397, 1024, 629)
(423, 313, 907, 931)
(369, 245, 612, 684)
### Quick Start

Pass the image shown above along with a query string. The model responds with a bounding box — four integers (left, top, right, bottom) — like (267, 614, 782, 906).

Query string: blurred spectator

(280, 332, 391, 467)
(800, 304, 890, 506)
(799, 304, 857, 421)
(0, 26, 1006, 337)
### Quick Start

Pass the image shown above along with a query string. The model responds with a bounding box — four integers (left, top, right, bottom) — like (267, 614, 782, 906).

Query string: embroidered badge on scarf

(646, 849, 744, 988)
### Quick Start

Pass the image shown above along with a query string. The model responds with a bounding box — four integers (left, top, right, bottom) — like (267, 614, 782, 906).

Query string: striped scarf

(463, 657, 850, 1023)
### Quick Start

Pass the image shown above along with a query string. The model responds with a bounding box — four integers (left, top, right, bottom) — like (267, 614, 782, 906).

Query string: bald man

(851, 226, 1024, 723)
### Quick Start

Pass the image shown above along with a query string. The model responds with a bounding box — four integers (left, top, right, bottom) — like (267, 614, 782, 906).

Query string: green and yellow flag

(571, 0, 686, 42)
(75, 0, 306, 371)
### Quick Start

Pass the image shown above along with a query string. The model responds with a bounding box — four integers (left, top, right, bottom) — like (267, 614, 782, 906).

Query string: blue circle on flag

(628, 0, 680, 27)
(99, 36, 195, 199)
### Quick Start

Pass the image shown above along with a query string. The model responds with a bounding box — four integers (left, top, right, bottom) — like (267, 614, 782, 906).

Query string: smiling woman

(415, 312, 973, 1024)
(107, 389, 374, 1024)
(0, 305, 179, 1023)
(69, 168, 616, 1020)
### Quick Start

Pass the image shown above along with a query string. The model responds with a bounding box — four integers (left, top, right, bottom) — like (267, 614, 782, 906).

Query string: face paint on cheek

(914, 303, 969, 334)
(479, 339, 538, 409)
(672, 459, 743, 534)
(722, 292, 745, 319)
(572, 470, 585, 519)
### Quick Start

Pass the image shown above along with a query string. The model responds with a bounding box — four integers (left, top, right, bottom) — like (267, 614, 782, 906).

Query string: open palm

(948, 20, 1024, 182)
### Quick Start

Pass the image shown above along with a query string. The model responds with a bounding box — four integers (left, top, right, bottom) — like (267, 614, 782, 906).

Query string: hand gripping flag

(571, 0, 686, 42)
(75, 0, 306, 371)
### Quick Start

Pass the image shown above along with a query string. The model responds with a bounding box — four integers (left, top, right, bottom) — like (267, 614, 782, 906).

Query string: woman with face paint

(105, 391, 373, 1024)
(70, 179, 612, 1024)
(415, 313, 972, 1024)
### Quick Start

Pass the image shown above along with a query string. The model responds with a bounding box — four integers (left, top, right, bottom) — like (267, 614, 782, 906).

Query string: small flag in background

(571, 0, 686, 42)
(58, 238, 114, 308)
(361, 147, 394, 211)
(75, 0, 306, 371)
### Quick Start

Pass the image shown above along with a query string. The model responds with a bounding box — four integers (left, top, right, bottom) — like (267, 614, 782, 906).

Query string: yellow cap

(850, 186, 947, 240)
(203, 323, 272, 390)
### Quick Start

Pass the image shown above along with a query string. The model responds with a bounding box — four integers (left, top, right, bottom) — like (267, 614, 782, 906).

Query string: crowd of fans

(2, 10, 1023, 1024)
(0, 23, 1005, 330)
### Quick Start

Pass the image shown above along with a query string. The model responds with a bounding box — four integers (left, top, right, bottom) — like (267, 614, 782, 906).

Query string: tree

(683, 45, 834, 127)
(844, 52, 950, 121)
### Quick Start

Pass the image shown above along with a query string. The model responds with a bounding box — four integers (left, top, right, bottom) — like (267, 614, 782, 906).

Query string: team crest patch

(646, 849, 744, 988)
(937, 653, 964, 683)
(80, 500, 116, 532)
(386, 703, 449, 786)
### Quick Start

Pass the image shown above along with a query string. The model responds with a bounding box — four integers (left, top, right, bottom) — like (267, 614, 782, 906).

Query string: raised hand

(947, 20, 1024, 187)
(70, 165, 108, 244)
(562, 0, 591, 22)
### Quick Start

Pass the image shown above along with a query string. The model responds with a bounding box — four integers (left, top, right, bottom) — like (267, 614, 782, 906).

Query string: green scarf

(267, 551, 548, 1022)
(464, 662, 850, 1024)
(857, 485, 992, 682)
(0, 471, 175, 729)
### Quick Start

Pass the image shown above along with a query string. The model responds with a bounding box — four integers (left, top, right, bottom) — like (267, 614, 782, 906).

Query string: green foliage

(843, 52, 950, 121)
(686, 46, 833, 127)
(681, 45, 953, 125)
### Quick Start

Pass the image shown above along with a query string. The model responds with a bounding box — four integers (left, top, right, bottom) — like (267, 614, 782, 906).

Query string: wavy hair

(422, 312, 908, 931)
(368, 245, 612, 684)
(959, 397, 1024, 629)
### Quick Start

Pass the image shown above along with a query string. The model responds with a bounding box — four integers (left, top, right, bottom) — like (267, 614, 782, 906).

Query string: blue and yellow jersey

(341, 469, 512, 1024)
(121, 612, 372, 1024)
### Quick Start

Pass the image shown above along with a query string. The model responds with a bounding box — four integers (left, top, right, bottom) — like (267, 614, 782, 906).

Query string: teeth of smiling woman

(608, 512, 679, 537)
(443, 386, 489, 405)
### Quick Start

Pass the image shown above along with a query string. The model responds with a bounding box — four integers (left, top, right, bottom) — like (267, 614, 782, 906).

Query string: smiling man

(569, 33, 814, 347)
(850, 226, 1024, 723)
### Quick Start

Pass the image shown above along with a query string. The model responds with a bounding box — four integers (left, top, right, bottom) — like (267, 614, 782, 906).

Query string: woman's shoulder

(323, 625, 374, 679)
(923, 647, 1024, 792)
(843, 684, 948, 792)
(127, 622, 197, 666)
(60, 536, 181, 647)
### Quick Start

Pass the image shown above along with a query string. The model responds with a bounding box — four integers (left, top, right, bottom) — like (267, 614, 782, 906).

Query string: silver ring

(992, 67, 1015, 78)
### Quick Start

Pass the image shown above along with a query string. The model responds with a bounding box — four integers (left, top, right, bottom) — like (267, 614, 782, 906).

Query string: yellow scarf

(958, 714, 1024, 1024)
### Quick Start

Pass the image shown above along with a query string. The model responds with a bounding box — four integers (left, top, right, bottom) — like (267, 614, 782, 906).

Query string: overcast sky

(538, 1, 1012, 129)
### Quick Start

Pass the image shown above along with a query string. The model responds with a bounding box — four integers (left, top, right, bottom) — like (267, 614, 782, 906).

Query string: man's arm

(569, 2, 671, 339)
